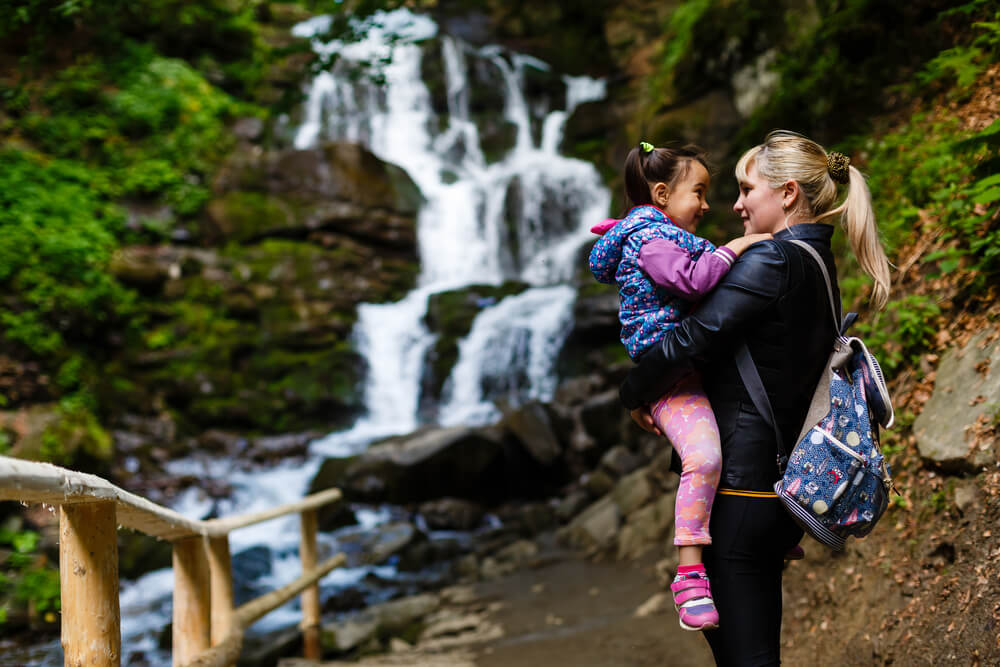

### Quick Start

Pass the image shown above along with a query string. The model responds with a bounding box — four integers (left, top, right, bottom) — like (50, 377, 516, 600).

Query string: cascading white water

(34, 11, 611, 667)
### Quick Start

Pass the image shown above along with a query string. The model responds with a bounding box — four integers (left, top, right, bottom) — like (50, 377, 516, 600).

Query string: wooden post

(299, 509, 321, 659)
(60, 501, 121, 667)
(207, 536, 235, 647)
(173, 536, 211, 665)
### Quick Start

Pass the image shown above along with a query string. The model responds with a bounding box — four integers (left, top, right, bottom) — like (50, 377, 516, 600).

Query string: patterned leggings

(651, 373, 722, 546)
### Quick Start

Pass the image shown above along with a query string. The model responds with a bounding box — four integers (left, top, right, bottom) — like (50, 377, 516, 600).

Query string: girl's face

(658, 161, 710, 234)
(734, 161, 786, 234)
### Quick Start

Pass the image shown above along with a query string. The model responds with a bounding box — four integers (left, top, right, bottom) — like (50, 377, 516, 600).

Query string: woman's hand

(630, 407, 662, 436)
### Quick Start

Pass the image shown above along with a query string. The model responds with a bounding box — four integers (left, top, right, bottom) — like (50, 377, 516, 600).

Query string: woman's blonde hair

(735, 130, 890, 310)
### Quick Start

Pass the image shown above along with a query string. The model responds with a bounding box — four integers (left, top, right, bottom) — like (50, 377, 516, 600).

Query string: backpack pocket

(782, 426, 865, 516)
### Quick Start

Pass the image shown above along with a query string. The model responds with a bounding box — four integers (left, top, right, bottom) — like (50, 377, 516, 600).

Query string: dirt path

(288, 548, 714, 667)
(472, 552, 714, 667)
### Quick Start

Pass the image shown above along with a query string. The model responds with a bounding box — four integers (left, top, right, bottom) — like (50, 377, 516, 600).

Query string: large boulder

(914, 331, 1000, 472)
(333, 426, 509, 504)
(208, 141, 423, 249)
(498, 401, 563, 466)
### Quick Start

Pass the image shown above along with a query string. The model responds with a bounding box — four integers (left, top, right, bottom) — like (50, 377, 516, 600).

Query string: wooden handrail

(0, 455, 345, 666)
(0, 457, 342, 539)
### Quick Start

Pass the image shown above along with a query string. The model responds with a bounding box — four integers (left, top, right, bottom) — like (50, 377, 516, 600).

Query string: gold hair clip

(827, 152, 850, 184)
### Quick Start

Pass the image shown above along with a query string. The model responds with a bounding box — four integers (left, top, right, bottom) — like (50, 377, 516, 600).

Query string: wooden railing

(0, 455, 346, 666)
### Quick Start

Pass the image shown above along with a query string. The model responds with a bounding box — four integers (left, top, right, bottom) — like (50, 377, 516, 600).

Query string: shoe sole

(678, 618, 719, 632)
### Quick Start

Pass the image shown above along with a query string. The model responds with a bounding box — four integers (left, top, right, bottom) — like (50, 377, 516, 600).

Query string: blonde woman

(620, 130, 890, 666)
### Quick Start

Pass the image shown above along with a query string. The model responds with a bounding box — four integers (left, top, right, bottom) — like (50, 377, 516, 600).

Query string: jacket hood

(589, 206, 673, 284)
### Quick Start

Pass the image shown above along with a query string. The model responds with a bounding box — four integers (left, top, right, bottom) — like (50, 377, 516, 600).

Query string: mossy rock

(420, 282, 530, 407)
(0, 403, 112, 467)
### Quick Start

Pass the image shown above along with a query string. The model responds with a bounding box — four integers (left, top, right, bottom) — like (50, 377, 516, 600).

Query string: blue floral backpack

(736, 240, 896, 551)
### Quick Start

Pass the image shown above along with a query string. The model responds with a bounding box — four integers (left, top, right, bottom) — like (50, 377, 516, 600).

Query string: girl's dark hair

(624, 143, 709, 209)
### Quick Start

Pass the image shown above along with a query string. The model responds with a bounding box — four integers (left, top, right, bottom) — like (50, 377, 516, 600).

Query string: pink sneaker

(670, 572, 720, 631)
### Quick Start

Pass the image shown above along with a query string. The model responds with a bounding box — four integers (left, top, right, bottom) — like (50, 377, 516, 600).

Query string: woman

(619, 130, 890, 665)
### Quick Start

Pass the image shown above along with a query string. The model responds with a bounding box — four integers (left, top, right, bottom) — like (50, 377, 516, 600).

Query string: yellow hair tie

(640, 141, 654, 153)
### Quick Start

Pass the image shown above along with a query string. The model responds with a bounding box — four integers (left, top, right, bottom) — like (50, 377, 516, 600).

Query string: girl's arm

(620, 241, 787, 409)
(638, 233, 771, 298)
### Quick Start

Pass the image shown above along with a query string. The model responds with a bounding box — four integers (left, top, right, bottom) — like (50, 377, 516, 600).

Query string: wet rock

(555, 488, 591, 522)
(418, 498, 486, 531)
(247, 431, 322, 463)
(0, 403, 111, 465)
(397, 534, 467, 572)
(337, 522, 417, 567)
(579, 389, 625, 454)
(500, 401, 562, 466)
(322, 586, 368, 614)
(582, 469, 616, 498)
(118, 531, 173, 581)
(208, 142, 422, 249)
(599, 444, 644, 479)
(338, 425, 544, 504)
(232, 545, 273, 605)
(559, 495, 621, 551)
(617, 491, 675, 561)
(240, 626, 302, 667)
(110, 245, 181, 291)
(611, 468, 654, 516)
(420, 282, 530, 411)
(321, 612, 378, 654)
(493, 501, 558, 537)
(914, 330, 1000, 472)
(370, 593, 439, 636)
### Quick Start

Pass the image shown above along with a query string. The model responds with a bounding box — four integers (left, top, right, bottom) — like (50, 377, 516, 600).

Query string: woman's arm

(620, 241, 788, 409)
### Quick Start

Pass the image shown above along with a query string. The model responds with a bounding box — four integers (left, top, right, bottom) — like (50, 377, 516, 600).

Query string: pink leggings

(651, 373, 722, 546)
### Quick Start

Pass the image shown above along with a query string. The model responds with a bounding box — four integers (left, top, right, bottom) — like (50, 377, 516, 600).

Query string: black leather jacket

(620, 223, 839, 491)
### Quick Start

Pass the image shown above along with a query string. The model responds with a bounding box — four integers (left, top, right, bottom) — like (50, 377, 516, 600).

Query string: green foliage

(855, 295, 941, 373)
(919, 0, 1000, 90)
(0, 149, 135, 357)
(0, 524, 61, 626)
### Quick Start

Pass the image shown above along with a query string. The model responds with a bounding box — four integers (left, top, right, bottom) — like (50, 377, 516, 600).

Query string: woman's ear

(651, 182, 670, 208)
(782, 180, 801, 211)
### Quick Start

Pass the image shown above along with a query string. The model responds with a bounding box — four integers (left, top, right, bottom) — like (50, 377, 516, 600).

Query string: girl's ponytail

(624, 145, 653, 208)
(842, 165, 891, 310)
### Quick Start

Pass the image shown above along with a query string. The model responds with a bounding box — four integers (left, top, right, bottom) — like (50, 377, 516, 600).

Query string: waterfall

(296, 9, 609, 430)
(71, 11, 610, 667)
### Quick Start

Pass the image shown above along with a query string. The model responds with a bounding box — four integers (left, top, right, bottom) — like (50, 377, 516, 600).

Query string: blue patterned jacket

(589, 206, 717, 360)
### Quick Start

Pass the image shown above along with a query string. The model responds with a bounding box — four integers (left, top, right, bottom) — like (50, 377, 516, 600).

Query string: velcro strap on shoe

(670, 577, 711, 606)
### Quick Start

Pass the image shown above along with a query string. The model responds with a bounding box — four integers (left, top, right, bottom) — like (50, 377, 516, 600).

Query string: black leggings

(702, 493, 803, 667)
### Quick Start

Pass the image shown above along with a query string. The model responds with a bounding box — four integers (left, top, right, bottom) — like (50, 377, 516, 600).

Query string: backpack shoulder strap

(788, 239, 842, 332)
(735, 342, 788, 473)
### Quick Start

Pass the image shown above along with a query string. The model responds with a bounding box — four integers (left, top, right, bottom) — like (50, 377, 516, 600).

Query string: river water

(15, 9, 610, 665)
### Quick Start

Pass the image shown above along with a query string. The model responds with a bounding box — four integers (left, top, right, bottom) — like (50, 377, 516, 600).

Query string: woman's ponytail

(842, 165, 891, 310)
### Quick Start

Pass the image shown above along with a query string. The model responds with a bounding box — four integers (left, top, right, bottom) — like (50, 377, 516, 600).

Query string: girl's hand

(630, 407, 662, 436)
(723, 232, 772, 256)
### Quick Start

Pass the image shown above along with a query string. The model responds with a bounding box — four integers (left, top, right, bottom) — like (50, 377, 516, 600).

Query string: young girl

(589, 142, 770, 632)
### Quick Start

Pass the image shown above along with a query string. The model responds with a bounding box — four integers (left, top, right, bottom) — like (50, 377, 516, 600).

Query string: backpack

(735, 239, 896, 551)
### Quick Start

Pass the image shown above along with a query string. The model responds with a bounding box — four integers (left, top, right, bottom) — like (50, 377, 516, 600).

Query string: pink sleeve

(638, 239, 737, 299)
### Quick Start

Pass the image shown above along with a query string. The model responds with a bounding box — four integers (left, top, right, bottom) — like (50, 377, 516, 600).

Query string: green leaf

(972, 186, 1000, 204)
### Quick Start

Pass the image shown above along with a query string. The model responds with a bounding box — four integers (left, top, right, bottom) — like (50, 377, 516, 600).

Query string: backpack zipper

(813, 427, 865, 463)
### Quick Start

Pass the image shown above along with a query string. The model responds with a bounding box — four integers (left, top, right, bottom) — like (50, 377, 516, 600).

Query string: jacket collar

(773, 223, 834, 243)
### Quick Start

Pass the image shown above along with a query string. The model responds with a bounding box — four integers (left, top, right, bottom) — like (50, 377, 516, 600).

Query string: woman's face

(734, 162, 786, 235)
